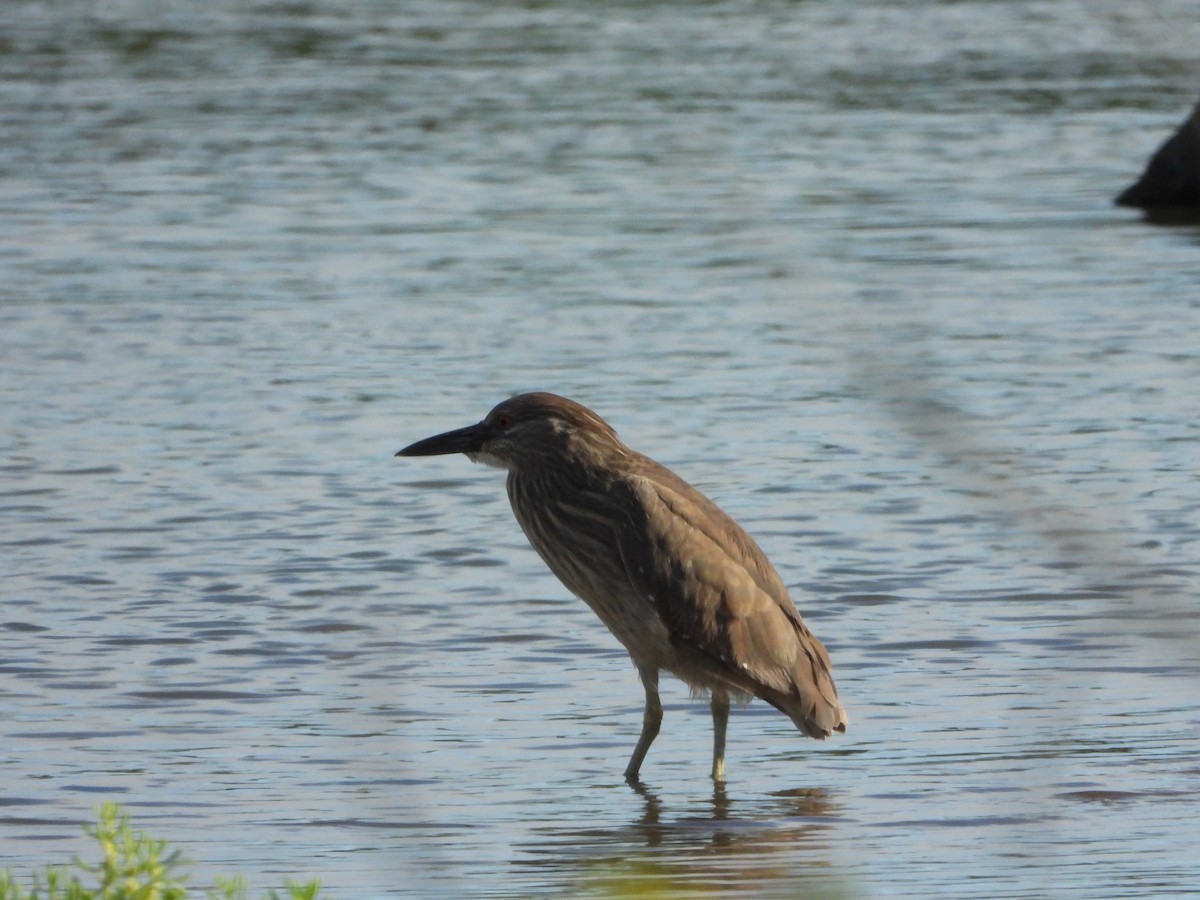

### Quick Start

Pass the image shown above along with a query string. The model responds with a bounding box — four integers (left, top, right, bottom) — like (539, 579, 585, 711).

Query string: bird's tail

(761, 648, 847, 740)
(769, 692, 847, 740)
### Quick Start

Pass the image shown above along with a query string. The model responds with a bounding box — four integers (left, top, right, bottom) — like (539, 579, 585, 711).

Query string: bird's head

(396, 392, 623, 472)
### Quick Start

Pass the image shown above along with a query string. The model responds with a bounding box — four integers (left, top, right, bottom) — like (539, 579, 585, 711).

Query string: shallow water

(2, 0, 1199, 896)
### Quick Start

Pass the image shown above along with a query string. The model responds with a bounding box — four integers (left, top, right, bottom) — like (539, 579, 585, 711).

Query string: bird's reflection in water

(521, 778, 842, 895)
(626, 776, 837, 829)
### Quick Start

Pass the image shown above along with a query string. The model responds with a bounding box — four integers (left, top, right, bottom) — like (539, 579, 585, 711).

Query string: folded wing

(617, 462, 846, 738)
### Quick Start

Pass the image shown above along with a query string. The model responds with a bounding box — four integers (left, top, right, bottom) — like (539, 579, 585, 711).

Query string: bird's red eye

(496, 414, 512, 430)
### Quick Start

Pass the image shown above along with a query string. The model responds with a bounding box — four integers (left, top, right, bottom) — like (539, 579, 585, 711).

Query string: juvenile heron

(396, 393, 846, 782)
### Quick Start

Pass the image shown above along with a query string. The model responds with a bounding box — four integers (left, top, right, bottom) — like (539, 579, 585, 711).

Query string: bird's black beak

(395, 422, 485, 457)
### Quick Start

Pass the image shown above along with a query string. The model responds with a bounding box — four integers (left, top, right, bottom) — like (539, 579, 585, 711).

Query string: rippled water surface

(3, 1, 1199, 896)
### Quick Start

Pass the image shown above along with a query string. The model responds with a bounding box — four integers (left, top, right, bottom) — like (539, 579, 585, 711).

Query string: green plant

(0, 804, 321, 900)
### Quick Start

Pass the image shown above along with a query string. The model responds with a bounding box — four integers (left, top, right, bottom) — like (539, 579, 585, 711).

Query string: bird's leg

(711, 690, 730, 783)
(625, 667, 662, 782)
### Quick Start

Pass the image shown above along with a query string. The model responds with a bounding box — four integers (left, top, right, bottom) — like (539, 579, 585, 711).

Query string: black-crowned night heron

(397, 392, 846, 782)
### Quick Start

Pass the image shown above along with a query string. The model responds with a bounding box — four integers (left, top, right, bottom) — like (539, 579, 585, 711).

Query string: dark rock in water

(1116, 99, 1200, 211)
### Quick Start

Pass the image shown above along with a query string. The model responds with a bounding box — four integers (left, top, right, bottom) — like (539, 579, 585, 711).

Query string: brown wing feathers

(621, 465, 846, 737)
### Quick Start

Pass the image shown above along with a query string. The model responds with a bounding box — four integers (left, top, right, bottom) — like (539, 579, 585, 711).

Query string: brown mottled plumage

(397, 392, 846, 782)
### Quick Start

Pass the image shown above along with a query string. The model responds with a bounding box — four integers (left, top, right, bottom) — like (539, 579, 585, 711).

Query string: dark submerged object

(1116, 98, 1200, 213)
(397, 392, 846, 782)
